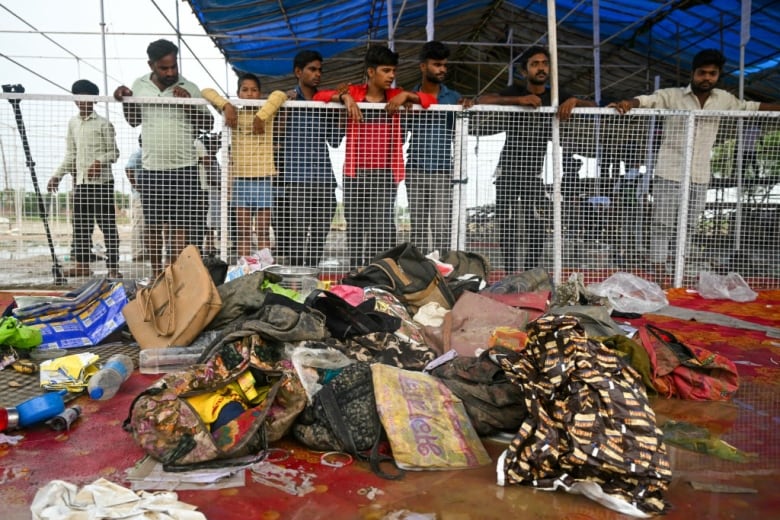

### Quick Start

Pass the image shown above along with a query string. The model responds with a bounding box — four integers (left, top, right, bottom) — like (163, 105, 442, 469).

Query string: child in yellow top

(202, 74, 288, 257)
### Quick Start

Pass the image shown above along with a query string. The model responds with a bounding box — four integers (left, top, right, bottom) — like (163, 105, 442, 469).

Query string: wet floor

(2, 372, 778, 520)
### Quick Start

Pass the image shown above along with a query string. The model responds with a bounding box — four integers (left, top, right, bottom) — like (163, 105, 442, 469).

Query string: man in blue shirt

(275, 50, 343, 267)
(407, 41, 471, 254)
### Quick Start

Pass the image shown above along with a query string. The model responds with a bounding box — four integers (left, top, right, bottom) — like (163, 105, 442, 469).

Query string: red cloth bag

(638, 324, 739, 401)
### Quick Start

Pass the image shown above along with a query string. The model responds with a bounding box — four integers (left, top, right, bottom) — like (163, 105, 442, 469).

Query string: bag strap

(367, 427, 405, 480)
(139, 268, 177, 337)
(318, 382, 404, 480)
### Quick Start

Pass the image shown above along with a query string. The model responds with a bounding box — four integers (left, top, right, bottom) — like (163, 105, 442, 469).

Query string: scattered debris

(358, 486, 385, 501)
(689, 481, 758, 494)
(250, 461, 316, 496)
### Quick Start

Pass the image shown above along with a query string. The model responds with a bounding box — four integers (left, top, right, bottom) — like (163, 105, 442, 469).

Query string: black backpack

(341, 243, 455, 314)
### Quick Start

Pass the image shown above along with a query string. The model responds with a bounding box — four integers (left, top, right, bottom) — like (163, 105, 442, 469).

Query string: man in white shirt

(610, 49, 780, 284)
(48, 79, 120, 278)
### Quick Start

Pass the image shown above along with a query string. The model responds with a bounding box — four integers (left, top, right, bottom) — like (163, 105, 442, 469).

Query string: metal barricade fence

(0, 92, 779, 289)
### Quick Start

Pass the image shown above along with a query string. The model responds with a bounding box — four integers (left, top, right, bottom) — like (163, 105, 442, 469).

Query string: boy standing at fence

(314, 45, 436, 268)
(275, 50, 343, 268)
(202, 74, 288, 258)
(48, 79, 121, 278)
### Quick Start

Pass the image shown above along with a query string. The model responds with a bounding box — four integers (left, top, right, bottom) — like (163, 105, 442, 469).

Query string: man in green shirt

(113, 39, 213, 274)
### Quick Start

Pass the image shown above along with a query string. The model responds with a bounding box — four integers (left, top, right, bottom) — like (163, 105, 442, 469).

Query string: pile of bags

(118, 242, 746, 517)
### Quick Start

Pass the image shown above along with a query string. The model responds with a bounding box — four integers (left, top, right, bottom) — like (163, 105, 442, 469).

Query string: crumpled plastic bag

(413, 302, 448, 328)
(587, 272, 668, 315)
(39, 352, 99, 392)
(0, 316, 43, 349)
(697, 271, 757, 302)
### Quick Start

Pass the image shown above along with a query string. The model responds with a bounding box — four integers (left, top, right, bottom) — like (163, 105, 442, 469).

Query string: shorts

(137, 167, 204, 228)
(231, 177, 274, 209)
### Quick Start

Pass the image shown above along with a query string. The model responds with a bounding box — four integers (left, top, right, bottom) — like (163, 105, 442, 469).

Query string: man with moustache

(610, 49, 780, 284)
(477, 46, 594, 274)
(113, 39, 213, 274)
(406, 41, 471, 254)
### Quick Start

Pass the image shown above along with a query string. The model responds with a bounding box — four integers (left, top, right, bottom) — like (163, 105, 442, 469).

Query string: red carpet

(2, 288, 780, 519)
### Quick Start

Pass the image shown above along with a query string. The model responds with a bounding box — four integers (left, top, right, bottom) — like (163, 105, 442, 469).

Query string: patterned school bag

(124, 329, 306, 469)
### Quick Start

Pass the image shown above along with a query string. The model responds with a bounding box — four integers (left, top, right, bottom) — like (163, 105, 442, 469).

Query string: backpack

(124, 329, 306, 470)
(638, 324, 739, 401)
(292, 361, 403, 480)
(430, 348, 527, 436)
(439, 250, 491, 298)
(341, 242, 455, 314)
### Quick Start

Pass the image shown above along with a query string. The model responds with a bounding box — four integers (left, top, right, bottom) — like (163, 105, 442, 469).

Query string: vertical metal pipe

(453, 111, 467, 250)
(547, 0, 562, 284)
(387, 0, 395, 51)
(426, 0, 434, 41)
(740, 0, 751, 101)
(734, 0, 752, 254)
(507, 28, 513, 86)
(175, 0, 183, 73)
(673, 113, 696, 288)
(592, 0, 601, 106)
(100, 0, 109, 118)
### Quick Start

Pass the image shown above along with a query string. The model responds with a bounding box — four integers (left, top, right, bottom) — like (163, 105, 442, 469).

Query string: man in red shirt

(315, 46, 436, 269)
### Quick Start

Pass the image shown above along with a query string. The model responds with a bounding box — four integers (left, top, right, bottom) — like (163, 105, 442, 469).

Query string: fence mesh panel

(0, 92, 778, 289)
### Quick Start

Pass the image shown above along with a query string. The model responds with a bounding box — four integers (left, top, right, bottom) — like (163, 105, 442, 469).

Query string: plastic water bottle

(139, 346, 206, 374)
(88, 354, 134, 400)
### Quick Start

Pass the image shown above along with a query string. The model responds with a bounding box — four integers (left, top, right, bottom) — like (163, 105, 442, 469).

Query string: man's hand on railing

(113, 85, 132, 101)
(609, 99, 639, 115)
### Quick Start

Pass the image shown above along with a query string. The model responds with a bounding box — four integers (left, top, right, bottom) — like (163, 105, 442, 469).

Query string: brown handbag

(122, 245, 222, 349)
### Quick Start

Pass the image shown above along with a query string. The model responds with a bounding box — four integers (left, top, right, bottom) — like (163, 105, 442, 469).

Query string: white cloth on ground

(31, 477, 206, 520)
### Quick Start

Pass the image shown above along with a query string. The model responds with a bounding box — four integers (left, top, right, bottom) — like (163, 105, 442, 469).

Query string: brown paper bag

(122, 245, 222, 349)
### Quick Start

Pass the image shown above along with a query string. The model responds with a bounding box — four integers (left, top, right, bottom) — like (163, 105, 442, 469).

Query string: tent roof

(185, 0, 780, 103)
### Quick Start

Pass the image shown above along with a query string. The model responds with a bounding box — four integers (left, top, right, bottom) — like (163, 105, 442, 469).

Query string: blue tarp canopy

(185, 0, 780, 102)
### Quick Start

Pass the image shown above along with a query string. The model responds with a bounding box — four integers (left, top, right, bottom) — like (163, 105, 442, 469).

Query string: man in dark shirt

(477, 46, 594, 274)
(275, 50, 342, 267)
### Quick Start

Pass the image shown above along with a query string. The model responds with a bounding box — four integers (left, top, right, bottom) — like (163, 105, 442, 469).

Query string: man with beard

(610, 49, 779, 285)
(274, 50, 343, 267)
(477, 46, 594, 274)
(114, 39, 213, 274)
(405, 41, 472, 254)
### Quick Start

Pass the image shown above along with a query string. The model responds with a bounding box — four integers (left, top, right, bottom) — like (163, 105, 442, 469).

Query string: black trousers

(495, 178, 545, 274)
(72, 183, 119, 270)
(274, 181, 337, 267)
(343, 171, 396, 268)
